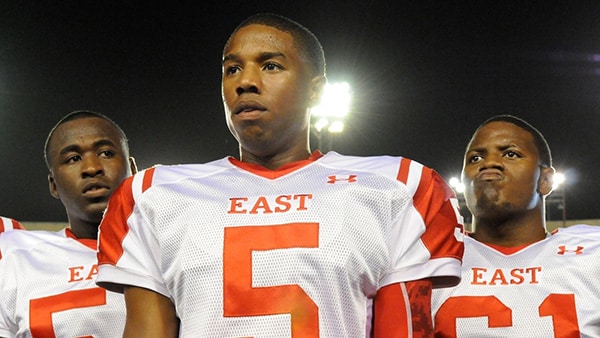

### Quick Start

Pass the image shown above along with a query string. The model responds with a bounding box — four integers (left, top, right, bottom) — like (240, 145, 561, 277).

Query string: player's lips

(82, 181, 111, 197)
(233, 100, 267, 115)
(475, 169, 503, 181)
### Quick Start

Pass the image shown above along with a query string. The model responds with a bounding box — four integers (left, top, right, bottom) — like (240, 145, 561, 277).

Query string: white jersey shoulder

(553, 223, 600, 238)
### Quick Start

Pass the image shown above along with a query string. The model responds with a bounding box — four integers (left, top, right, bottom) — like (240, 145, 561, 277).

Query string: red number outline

(223, 223, 319, 337)
(29, 287, 106, 338)
(435, 294, 580, 337)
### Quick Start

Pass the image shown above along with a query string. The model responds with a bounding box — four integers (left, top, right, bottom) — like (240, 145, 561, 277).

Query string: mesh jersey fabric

(0, 217, 25, 232)
(432, 224, 600, 337)
(97, 151, 464, 337)
(0, 228, 126, 338)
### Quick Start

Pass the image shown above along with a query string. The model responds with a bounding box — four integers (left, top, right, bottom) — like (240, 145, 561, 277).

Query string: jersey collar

(65, 228, 97, 250)
(228, 150, 323, 179)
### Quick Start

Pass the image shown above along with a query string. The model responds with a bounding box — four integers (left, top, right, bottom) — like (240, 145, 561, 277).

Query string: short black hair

(44, 110, 129, 169)
(224, 13, 326, 76)
(477, 114, 552, 167)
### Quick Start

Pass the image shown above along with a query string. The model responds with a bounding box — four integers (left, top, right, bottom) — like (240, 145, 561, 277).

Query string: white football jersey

(97, 151, 464, 337)
(432, 224, 600, 337)
(0, 228, 126, 338)
(0, 217, 24, 232)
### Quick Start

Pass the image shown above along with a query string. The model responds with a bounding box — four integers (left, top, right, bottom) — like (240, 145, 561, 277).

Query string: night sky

(1, 1, 599, 222)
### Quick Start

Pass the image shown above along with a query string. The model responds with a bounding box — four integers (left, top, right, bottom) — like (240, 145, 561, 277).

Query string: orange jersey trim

(65, 228, 97, 250)
(97, 167, 156, 265)
(228, 151, 324, 180)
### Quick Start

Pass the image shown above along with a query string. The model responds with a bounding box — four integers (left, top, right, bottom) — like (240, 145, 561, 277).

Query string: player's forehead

(48, 117, 124, 152)
(467, 121, 536, 152)
(224, 24, 298, 59)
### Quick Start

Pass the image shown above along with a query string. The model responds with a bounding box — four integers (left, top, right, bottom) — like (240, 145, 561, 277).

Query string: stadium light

(448, 176, 471, 228)
(547, 171, 567, 227)
(310, 82, 352, 151)
(553, 172, 565, 190)
(448, 177, 465, 194)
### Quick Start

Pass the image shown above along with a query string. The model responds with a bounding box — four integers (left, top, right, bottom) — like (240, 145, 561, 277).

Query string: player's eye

(99, 150, 115, 158)
(66, 155, 82, 163)
(263, 62, 282, 71)
(504, 151, 521, 159)
(468, 154, 483, 164)
(224, 65, 241, 76)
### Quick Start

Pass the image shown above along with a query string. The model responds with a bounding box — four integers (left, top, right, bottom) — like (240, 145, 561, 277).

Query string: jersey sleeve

(383, 159, 465, 289)
(96, 168, 170, 297)
(0, 217, 25, 232)
(0, 272, 14, 337)
(0, 234, 17, 336)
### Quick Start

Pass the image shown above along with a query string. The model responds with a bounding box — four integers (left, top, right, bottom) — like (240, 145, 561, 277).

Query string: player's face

(461, 121, 549, 219)
(47, 117, 133, 224)
(222, 24, 320, 157)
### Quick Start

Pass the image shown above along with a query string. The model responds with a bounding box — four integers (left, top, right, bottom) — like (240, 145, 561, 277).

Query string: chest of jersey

(138, 164, 413, 336)
(0, 232, 126, 338)
(432, 232, 600, 337)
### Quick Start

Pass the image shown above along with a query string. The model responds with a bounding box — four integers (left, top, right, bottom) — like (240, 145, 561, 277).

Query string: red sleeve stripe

(12, 219, 25, 230)
(416, 171, 464, 266)
(0, 217, 25, 232)
(97, 176, 136, 266)
(397, 157, 412, 185)
(397, 158, 426, 196)
(142, 167, 156, 192)
(412, 166, 435, 222)
(98, 168, 156, 265)
(396, 158, 464, 278)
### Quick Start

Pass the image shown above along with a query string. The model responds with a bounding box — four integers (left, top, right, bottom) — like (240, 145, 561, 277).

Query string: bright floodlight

(553, 172, 565, 190)
(328, 121, 344, 133)
(311, 82, 351, 133)
(449, 177, 465, 194)
(314, 118, 329, 132)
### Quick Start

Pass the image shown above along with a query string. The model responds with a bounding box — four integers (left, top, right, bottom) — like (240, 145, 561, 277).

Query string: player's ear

(308, 75, 326, 108)
(538, 166, 555, 196)
(129, 156, 138, 175)
(48, 172, 60, 199)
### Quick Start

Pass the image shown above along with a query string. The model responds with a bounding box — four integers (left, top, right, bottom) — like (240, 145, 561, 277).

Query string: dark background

(1, 1, 599, 222)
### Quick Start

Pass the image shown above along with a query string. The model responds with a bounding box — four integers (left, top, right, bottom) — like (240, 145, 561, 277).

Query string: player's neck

(67, 217, 100, 239)
(239, 144, 312, 170)
(471, 210, 547, 247)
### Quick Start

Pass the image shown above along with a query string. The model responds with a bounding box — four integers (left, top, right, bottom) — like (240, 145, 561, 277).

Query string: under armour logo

(327, 175, 357, 184)
(557, 245, 584, 255)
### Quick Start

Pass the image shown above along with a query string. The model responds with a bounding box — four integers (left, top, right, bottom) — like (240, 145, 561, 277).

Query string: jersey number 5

(435, 294, 580, 337)
(29, 287, 106, 338)
(223, 223, 319, 337)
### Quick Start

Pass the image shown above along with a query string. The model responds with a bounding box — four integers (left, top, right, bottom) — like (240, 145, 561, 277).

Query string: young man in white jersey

(96, 13, 464, 337)
(431, 115, 600, 337)
(0, 217, 24, 232)
(0, 110, 137, 337)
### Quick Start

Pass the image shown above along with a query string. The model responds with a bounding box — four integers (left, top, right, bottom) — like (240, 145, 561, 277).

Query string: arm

(123, 286, 179, 338)
(405, 165, 465, 288)
(373, 279, 433, 338)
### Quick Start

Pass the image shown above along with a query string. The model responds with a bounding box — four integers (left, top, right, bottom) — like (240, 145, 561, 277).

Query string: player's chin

(85, 200, 110, 218)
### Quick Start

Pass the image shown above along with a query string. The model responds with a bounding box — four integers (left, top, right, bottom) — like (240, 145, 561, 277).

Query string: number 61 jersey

(431, 225, 600, 338)
(96, 151, 464, 337)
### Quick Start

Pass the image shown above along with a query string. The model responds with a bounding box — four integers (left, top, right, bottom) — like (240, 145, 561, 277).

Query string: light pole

(310, 82, 351, 152)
